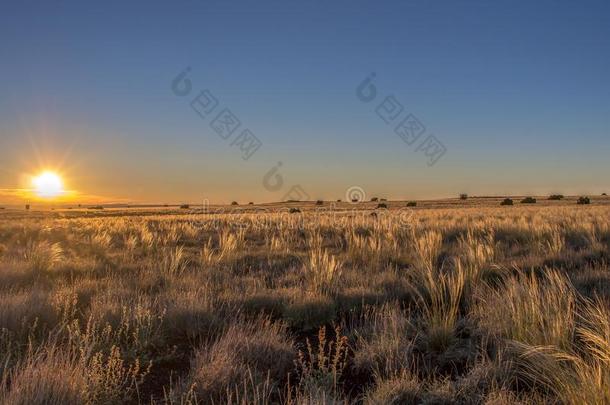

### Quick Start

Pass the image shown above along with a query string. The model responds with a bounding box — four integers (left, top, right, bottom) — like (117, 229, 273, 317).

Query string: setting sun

(32, 171, 64, 198)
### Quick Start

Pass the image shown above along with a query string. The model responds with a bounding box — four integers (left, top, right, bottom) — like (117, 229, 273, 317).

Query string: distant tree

(577, 196, 591, 205)
(548, 194, 564, 200)
(231, 201, 239, 206)
(289, 207, 301, 213)
(407, 201, 417, 207)
(501, 198, 514, 206)
(180, 204, 190, 209)
(248, 202, 254, 205)
(602, 193, 607, 196)
(521, 197, 537, 204)
(376, 203, 388, 209)
(371, 197, 379, 202)
(460, 194, 468, 200)
(316, 200, 324, 205)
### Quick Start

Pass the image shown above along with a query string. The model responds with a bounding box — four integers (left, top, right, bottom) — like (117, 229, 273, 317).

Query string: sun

(32, 171, 64, 198)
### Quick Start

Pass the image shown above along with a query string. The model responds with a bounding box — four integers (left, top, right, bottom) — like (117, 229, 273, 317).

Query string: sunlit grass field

(0, 199, 609, 404)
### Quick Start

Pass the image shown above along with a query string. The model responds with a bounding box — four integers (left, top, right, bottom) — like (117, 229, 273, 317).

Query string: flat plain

(0, 197, 609, 404)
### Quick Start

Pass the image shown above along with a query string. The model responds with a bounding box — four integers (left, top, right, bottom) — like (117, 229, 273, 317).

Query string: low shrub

(521, 197, 537, 204)
(371, 197, 379, 202)
(239, 292, 286, 318)
(459, 194, 468, 200)
(577, 196, 591, 205)
(283, 294, 336, 330)
(501, 198, 514, 206)
(231, 201, 239, 206)
(289, 207, 301, 214)
(316, 200, 324, 206)
(407, 201, 417, 207)
(352, 304, 413, 377)
(187, 318, 296, 402)
(548, 194, 564, 200)
(377, 203, 388, 209)
(364, 372, 421, 405)
(179, 204, 190, 209)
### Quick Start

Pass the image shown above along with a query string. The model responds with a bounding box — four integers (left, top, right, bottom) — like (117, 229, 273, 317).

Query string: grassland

(0, 198, 609, 404)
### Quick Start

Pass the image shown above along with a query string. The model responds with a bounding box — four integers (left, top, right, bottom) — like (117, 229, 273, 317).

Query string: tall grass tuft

(306, 249, 343, 295)
(474, 269, 577, 350)
(23, 240, 63, 272)
(409, 263, 466, 353)
(160, 246, 188, 276)
(413, 230, 443, 272)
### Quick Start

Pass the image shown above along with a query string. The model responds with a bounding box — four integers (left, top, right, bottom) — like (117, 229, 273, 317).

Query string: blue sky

(1, 0, 609, 203)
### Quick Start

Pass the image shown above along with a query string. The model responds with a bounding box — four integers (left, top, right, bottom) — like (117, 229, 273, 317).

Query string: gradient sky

(1, 0, 609, 204)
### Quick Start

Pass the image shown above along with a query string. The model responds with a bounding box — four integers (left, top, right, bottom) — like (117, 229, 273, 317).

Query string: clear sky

(1, 0, 609, 204)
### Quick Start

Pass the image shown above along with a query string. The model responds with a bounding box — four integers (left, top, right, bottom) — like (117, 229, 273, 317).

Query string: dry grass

(0, 203, 608, 403)
(178, 317, 295, 403)
(474, 269, 577, 349)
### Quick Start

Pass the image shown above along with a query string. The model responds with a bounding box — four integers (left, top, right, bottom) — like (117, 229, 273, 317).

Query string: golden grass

(0, 203, 608, 403)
